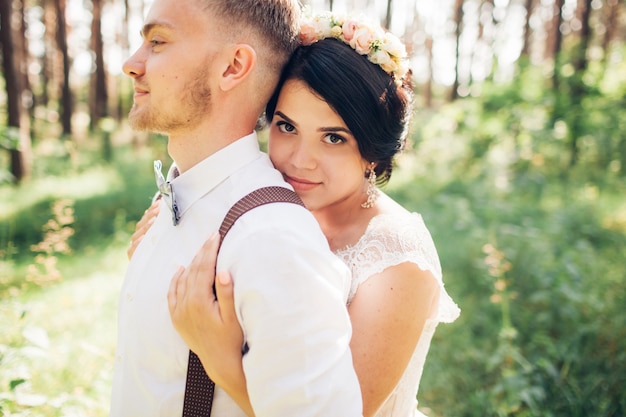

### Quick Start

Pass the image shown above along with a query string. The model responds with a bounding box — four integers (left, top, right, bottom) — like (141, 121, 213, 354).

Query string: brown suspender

(181, 186, 304, 417)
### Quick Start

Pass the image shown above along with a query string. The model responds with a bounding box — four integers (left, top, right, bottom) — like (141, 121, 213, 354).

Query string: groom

(109, 0, 362, 416)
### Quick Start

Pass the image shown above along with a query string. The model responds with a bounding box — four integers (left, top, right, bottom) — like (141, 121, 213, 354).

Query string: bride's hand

(167, 232, 245, 388)
(127, 200, 160, 259)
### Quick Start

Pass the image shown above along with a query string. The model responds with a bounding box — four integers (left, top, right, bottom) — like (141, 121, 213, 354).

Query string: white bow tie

(154, 160, 180, 226)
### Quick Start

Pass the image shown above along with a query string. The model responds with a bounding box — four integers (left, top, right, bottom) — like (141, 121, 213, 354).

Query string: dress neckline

(334, 212, 420, 255)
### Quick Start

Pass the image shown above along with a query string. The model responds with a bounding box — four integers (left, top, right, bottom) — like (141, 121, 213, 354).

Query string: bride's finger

(215, 271, 237, 324)
(187, 232, 221, 299)
(128, 203, 160, 259)
(136, 201, 160, 231)
(174, 264, 189, 307)
(133, 214, 155, 238)
(168, 265, 185, 316)
(127, 235, 143, 260)
(138, 208, 154, 228)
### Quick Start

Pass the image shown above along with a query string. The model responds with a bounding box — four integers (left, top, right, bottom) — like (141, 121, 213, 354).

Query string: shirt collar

(169, 132, 261, 216)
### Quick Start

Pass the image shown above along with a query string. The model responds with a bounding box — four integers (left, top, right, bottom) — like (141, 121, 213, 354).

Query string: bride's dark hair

(265, 38, 414, 184)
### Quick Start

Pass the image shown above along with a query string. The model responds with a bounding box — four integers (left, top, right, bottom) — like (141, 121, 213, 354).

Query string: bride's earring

(361, 163, 378, 209)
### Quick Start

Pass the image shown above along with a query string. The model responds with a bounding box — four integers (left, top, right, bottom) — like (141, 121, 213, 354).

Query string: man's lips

(133, 86, 149, 99)
(284, 175, 320, 192)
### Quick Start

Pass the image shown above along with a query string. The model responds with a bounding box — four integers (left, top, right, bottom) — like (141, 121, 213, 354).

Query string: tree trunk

(115, 0, 131, 120)
(0, 0, 31, 182)
(90, 0, 108, 130)
(14, 0, 33, 178)
(54, 0, 73, 136)
(521, 0, 534, 57)
(476, 0, 496, 83)
(0, 0, 20, 130)
(568, 0, 593, 167)
(16, 0, 32, 113)
(40, 0, 55, 109)
(548, 0, 564, 89)
(424, 35, 433, 108)
(574, 0, 592, 73)
(601, 0, 620, 55)
(449, 0, 464, 101)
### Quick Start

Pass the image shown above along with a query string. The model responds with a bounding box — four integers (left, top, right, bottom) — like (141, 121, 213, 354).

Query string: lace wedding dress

(335, 212, 460, 417)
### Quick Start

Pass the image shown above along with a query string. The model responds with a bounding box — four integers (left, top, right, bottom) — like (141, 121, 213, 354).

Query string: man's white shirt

(110, 133, 362, 417)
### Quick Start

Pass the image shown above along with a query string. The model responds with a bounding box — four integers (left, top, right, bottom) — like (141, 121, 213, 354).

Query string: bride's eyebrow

(319, 126, 352, 135)
(275, 110, 352, 135)
(274, 111, 297, 126)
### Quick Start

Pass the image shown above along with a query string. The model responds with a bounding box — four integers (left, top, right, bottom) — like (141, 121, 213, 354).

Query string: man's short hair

(203, 0, 301, 74)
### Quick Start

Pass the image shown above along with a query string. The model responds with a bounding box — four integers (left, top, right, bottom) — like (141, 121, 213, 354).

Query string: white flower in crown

(370, 49, 393, 69)
(382, 31, 406, 59)
(299, 10, 409, 82)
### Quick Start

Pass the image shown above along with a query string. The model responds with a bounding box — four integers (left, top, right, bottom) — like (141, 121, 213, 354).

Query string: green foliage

(0, 141, 158, 297)
(0, 127, 21, 184)
(0, 127, 20, 151)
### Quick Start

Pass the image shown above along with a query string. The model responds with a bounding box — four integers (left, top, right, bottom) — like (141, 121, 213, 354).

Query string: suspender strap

(182, 186, 304, 417)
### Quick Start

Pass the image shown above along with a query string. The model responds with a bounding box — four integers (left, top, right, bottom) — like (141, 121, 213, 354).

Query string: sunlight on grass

(0, 242, 127, 416)
(0, 166, 124, 222)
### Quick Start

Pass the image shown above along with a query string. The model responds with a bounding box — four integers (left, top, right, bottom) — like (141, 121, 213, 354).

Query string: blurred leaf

(9, 378, 26, 391)
(0, 127, 20, 151)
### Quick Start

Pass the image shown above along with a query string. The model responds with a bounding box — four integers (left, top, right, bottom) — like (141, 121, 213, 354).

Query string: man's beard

(129, 66, 212, 134)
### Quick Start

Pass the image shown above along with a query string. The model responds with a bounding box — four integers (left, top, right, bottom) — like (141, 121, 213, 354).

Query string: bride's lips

(284, 174, 320, 192)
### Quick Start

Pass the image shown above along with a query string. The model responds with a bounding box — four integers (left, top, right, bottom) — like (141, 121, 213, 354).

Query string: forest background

(1, 0, 625, 416)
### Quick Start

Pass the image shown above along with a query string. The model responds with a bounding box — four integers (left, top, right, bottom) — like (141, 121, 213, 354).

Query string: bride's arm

(347, 262, 440, 417)
(167, 234, 255, 417)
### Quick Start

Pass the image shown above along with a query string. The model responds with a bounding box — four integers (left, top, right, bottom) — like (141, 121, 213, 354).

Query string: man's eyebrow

(140, 22, 174, 38)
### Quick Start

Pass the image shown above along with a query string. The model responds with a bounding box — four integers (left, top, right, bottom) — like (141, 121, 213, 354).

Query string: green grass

(0, 241, 125, 416)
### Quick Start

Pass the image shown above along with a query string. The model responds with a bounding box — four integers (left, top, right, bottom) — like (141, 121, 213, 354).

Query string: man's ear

(219, 44, 257, 92)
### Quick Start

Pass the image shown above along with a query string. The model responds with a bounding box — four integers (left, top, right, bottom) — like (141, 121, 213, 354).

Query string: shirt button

(126, 293, 133, 302)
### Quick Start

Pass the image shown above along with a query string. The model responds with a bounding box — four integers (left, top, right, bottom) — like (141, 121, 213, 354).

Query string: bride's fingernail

(217, 272, 231, 285)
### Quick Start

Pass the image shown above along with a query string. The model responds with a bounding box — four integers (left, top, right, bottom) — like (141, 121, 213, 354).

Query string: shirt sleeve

(220, 204, 363, 417)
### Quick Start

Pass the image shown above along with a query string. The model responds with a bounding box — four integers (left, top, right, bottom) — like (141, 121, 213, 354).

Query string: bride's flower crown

(299, 10, 410, 83)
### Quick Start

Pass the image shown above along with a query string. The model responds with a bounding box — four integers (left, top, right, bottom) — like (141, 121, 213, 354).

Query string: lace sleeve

(335, 213, 460, 324)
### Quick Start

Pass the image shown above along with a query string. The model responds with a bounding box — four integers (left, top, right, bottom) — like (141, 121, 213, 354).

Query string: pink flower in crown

(342, 20, 359, 42)
(300, 22, 318, 45)
(349, 26, 374, 55)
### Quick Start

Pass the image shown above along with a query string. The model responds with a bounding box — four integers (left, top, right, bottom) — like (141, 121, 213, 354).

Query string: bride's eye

(322, 133, 346, 145)
(276, 121, 296, 134)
